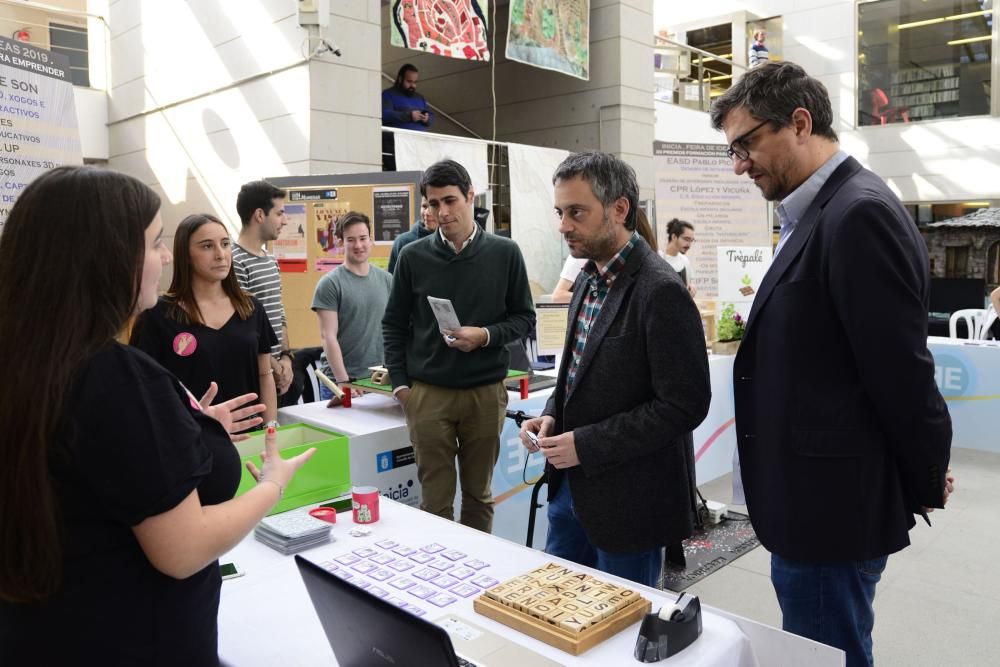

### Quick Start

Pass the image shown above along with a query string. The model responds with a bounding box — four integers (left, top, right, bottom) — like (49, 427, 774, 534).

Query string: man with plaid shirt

(520, 151, 711, 587)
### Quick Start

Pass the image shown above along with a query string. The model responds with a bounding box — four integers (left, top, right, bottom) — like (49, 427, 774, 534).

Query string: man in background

(748, 29, 769, 68)
(312, 212, 392, 404)
(388, 196, 438, 273)
(382, 64, 434, 131)
(383, 159, 535, 533)
(661, 218, 697, 297)
(233, 180, 294, 403)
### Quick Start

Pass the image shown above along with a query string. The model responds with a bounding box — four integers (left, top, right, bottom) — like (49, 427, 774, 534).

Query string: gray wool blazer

(543, 238, 711, 553)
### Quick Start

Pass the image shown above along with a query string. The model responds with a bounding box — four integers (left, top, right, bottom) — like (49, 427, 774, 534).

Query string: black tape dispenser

(633, 592, 703, 662)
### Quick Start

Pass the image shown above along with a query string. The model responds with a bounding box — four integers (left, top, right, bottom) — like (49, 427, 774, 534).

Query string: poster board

(653, 141, 770, 299)
(535, 303, 569, 355)
(264, 172, 421, 349)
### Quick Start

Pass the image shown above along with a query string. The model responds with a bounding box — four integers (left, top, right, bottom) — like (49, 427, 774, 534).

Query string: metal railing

(379, 72, 485, 140)
(380, 126, 511, 236)
(654, 36, 747, 113)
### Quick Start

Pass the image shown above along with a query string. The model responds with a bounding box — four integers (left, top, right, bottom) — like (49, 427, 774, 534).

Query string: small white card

(408, 584, 436, 599)
(450, 583, 480, 598)
(430, 574, 459, 589)
(427, 297, 462, 332)
(388, 559, 414, 572)
(463, 559, 489, 570)
(389, 577, 416, 590)
(413, 567, 440, 581)
(428, 593, 457, 608)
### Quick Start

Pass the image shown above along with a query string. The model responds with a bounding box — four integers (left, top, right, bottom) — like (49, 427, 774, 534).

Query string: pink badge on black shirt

(173, 332, 197, 357)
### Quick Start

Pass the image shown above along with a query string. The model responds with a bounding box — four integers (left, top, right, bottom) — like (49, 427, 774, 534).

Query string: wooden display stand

(473, 563, 652, 656)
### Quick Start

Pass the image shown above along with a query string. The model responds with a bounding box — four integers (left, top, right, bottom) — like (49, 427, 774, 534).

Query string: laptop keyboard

(504, 375, 558, 392)
(456, 657, 479, 667)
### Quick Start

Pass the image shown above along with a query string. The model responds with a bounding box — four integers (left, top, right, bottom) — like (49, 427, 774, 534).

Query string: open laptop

(504, 340, 558, 394)
(295, 556, 561, 667)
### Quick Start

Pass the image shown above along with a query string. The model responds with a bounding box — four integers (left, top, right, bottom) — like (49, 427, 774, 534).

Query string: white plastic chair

(948, 308, 986, 340)
(300, 359, 322, 404)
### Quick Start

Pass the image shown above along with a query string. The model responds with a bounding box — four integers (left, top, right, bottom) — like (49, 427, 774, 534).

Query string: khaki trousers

(403, 380, 508, 533)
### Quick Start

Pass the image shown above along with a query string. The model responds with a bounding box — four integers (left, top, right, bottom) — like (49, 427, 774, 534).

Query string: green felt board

(234, 423, 351, 515)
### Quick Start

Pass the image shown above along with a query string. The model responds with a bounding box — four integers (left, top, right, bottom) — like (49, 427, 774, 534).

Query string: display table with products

(217, 498, 842, 666)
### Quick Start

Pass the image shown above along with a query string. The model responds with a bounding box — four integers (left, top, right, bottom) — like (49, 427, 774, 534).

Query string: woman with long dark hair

(0, 166, 313, 664)
(131, 213, 279, 426)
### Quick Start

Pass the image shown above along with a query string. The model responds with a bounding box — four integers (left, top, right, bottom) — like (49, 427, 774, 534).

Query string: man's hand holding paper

(444, 326, 487, 352)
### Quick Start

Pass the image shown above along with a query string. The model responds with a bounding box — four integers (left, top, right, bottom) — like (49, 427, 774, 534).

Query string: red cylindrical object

(352, 486, 380, 523)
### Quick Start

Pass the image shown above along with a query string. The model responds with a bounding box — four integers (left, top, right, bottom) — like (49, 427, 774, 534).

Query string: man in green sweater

(382, 160, 535, 532)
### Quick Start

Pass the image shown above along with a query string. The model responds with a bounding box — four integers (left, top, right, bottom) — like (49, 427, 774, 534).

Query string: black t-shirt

(0, 344, 240, 665)
(131, 296, 277, 406)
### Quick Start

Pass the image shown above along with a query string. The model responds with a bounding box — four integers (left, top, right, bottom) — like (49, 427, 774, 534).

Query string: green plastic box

(234, 423, 351, 515)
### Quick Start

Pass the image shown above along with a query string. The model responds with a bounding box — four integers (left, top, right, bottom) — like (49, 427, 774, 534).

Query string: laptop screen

(295, 556, 460, 667)
(506, 339, 532, 373)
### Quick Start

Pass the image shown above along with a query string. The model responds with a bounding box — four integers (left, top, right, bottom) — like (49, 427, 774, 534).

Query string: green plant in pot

(713, 303, 745, 355)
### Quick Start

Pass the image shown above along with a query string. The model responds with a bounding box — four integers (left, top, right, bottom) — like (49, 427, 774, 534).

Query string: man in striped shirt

(234, 180, 294, 401)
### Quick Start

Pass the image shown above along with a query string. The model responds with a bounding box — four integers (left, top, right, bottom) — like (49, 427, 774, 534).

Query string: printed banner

(286, 189, 351, 272)
(507, 142, 570, 294)
(506, 0, 590, 80)
(0, 35, 82, 232)
(654, 141, 770, 299)
(535, 303, 569, 355)
(390, 0, 490, 61)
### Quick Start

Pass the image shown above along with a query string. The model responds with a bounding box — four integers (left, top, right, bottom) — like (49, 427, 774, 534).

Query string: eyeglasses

(726, 120, 770, 161)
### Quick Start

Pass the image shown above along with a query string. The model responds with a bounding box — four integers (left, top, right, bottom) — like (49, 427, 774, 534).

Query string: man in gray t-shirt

(311, 211, 392, 402)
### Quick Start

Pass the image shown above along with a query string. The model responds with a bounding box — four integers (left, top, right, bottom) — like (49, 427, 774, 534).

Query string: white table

(277, 358, 741, 547)
(219, 499, 841, 666)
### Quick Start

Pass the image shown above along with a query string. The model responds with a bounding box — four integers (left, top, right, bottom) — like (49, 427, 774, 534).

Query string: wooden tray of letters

(473, 562, 651, 656)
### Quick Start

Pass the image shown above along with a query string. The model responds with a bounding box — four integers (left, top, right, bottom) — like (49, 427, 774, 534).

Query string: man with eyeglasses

(710, 61, 953, 666)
